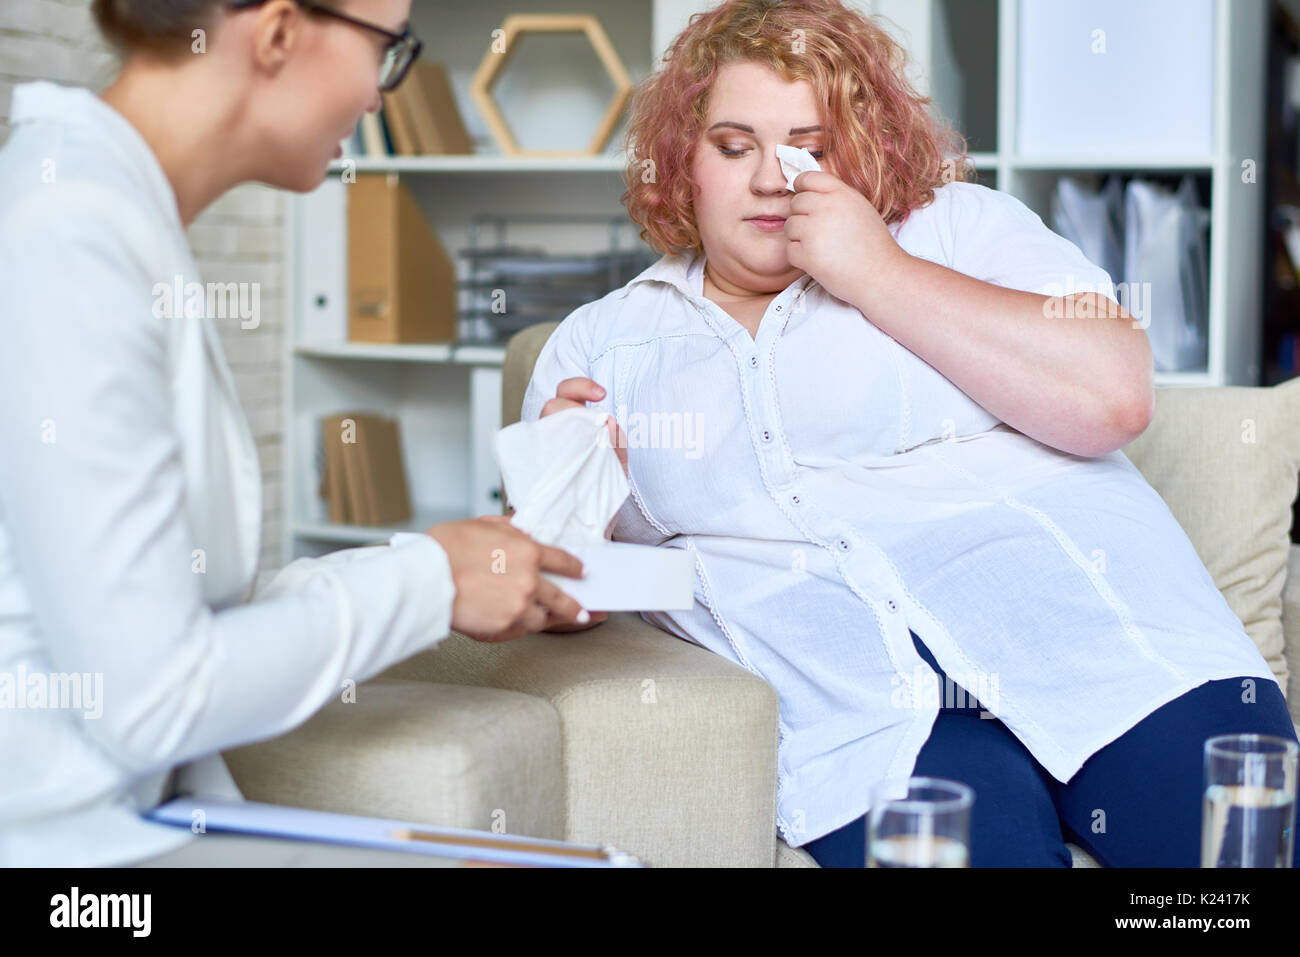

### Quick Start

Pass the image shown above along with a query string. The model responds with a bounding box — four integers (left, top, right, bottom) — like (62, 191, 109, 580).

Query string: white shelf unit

(284, 0, 1265, 562)
(284, 0, 678, 561)
(875, 0, 1269, 387)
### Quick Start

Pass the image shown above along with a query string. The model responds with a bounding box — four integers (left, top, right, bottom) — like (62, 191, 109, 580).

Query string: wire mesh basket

(458, 213, 656, 343)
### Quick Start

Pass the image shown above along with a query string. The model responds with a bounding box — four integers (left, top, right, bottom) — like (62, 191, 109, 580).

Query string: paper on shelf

(1050, 176, 1124, 291)
(493, 407, 695, 611)
(1123, 177, 1209, 373)
(775, 144, 821, 191)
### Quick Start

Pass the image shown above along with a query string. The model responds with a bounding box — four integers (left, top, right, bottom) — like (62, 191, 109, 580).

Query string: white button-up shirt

(521, 180, 1279, 848)
(0, 82, 455, 866)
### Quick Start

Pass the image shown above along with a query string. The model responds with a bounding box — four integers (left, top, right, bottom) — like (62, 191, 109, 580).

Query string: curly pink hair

(621, 0, 972, 256)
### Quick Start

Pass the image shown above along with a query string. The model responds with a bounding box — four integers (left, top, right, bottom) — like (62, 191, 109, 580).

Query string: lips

(747, 215, 786, 222)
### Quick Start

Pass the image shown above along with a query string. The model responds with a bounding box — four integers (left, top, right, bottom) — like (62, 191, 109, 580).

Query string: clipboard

(143, 796, 644, 868)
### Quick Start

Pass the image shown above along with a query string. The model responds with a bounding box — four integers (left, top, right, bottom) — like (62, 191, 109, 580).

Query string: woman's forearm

(845, 253, 1154, 457)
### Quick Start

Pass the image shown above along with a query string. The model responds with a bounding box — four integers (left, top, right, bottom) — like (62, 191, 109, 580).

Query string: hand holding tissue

(776, 144, 821, 191)
(493, 408, 696, 612)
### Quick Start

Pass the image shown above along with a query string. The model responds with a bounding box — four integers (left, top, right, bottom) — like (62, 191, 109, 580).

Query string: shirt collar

(628, 247, 815, 302)
(10, 81, 184, 235)
(627, 248, 706, 298)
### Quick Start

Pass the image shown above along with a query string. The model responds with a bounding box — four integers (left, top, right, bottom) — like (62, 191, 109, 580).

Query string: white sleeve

(519, 302, 598, 424)
(0, 193, 455, 776)
(944, 182, 1118, 302)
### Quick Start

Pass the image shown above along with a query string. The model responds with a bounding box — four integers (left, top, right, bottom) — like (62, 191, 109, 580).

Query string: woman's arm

(0, 192, 456, 775)
(785, 173, 1153, 458)
(850, 256, 1154, 458)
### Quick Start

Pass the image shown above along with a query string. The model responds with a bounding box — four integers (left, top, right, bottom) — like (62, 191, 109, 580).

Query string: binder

(380, 87, 420, 156)
(402, 61, 473, 155)
(353, 414, 413, 526)
(322, 415, 351, 524)
(143, 796, 644, 868)
(319, 413, 413, 526)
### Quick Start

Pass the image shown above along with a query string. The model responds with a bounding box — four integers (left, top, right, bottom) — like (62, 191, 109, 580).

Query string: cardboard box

(348, 172, 457, 343)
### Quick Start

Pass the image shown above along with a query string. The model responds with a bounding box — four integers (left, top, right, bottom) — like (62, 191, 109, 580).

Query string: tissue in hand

(775, 144, 821, 192)
(492, 407, 695, 611)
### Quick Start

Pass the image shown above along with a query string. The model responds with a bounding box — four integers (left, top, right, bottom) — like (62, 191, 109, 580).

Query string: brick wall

(0, 0, 287, 587)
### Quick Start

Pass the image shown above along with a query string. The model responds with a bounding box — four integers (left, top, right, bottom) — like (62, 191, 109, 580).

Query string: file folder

(144, 796, 645, 868)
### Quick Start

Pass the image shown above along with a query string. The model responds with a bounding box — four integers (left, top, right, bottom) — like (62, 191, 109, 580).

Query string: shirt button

(886, 599, 899, 612)
(749, 355, 758, 368)
(838, 539, 851, 551)
(790, 493, 801, 505)
(775, 304, 783, 312)
(762, 430, 772, 442)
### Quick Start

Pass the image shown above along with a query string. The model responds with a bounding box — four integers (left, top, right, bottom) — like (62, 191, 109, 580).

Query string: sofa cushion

(1119, 378, 1300, 692)
(223, 679, 565, 839)
(1285, 545, 1300, 726)
(377, 613, 781, 867)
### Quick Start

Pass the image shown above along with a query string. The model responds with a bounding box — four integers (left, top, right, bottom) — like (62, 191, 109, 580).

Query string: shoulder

(547, 252, 704, 359)
(0, 93, 170, 275)
(906, 180, 1114, 295)
(895, 181, 1039, 237)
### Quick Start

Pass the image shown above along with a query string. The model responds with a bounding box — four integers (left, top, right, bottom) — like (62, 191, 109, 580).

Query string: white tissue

(494, 407, 628, 554)
(491, 407, 697, 612)
(775, 144, 821, 191)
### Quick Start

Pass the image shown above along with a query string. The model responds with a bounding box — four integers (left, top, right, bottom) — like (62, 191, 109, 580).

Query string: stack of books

(319, 413, 413, 527)
(344, 60, 473, 158)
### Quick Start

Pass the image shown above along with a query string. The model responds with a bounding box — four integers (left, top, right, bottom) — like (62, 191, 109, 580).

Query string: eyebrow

(706, 122, 824, 135)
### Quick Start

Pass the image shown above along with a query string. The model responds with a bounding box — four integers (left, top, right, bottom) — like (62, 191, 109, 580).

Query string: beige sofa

(225, 323, 1300, 868)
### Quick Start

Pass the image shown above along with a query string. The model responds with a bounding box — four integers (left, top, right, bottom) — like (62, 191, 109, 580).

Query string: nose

(752, 150, 790, 195)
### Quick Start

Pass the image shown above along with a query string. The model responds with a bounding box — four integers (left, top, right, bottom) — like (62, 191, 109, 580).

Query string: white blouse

(521, 179, 1278, 848)
(0, 82, 456, 866)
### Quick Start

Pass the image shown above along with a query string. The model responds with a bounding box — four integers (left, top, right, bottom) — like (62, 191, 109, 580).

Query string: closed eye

(717, 146, 825, 159)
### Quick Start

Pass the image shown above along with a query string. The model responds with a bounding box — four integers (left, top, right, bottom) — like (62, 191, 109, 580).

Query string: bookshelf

(285, 0, 669, 560)
(283, 0, 1268, 562)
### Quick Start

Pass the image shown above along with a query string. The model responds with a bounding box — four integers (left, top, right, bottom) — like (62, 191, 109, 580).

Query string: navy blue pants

(804, 631, 1300, 867)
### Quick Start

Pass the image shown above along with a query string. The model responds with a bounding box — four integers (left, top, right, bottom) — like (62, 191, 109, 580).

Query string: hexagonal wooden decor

(470, 14, 632, 157)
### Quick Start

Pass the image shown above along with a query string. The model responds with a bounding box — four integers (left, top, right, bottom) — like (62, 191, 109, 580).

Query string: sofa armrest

(1284, 545, 1300, 731)
(376, 612, 781, 867)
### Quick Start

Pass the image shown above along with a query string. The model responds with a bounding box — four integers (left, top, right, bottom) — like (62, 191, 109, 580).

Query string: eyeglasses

(226, 1, 423, 91)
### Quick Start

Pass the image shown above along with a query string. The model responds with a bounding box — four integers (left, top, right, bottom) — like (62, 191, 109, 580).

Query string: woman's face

(249, 0, 410, 190)
(690, 60, 833, 295)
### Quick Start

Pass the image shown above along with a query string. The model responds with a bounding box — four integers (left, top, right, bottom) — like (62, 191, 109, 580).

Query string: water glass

(866, 776, 974, 867)
(1201, 733, 1298, 868)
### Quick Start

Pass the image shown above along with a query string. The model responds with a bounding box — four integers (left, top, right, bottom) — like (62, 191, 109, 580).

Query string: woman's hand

(783, 169, 914, 311)
(533, 377, 624, 632)
(426, 515, 589, 643)
(541, 376, 628, 478)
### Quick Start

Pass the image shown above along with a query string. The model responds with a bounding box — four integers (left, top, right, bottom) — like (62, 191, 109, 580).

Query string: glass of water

(1201, 734, 1298, 868)
(866, 776, 974, 867)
